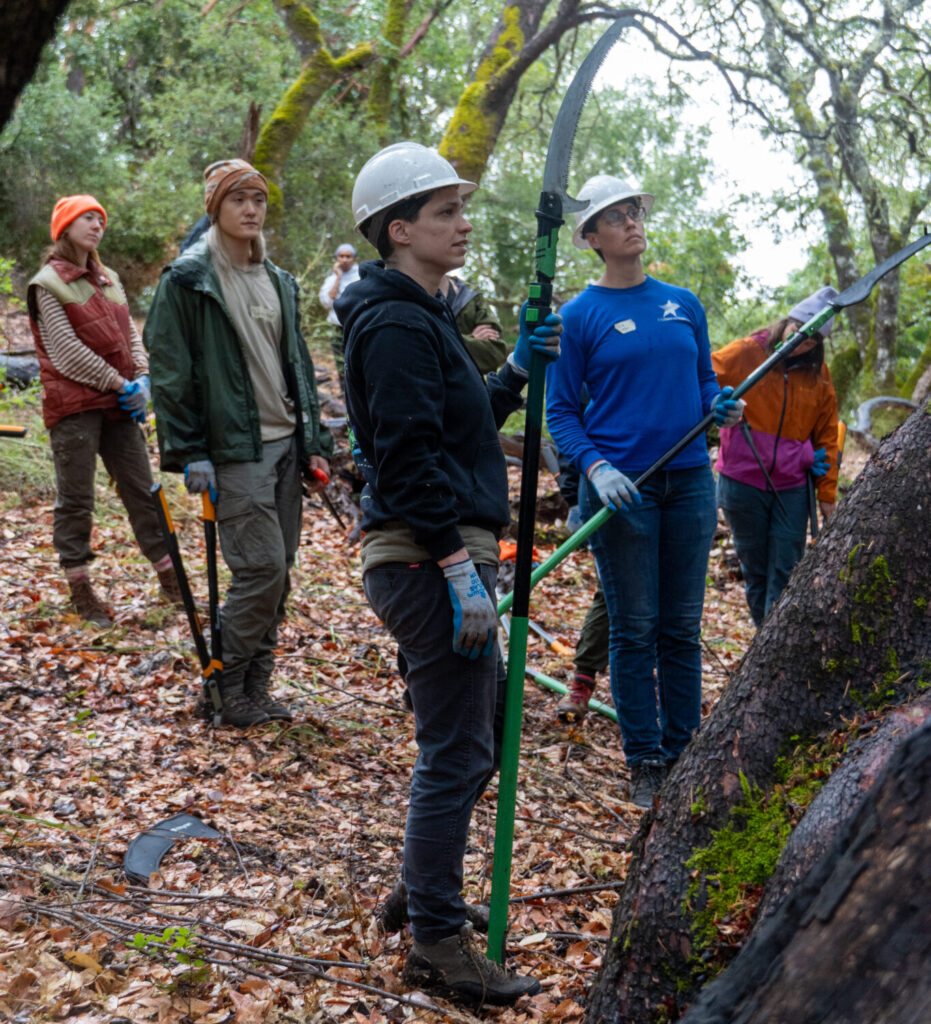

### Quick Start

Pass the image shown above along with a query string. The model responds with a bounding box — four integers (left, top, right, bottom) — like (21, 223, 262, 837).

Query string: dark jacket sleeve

(144, 273, 210, 473)
(485, 359, 526, 429)
(288, 272, 334, 460)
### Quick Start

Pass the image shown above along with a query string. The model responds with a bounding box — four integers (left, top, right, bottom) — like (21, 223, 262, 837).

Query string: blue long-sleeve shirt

(545, 277, 720, 476)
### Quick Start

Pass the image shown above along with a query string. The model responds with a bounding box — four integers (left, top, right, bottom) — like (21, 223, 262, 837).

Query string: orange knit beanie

(50, 195, 107, 241)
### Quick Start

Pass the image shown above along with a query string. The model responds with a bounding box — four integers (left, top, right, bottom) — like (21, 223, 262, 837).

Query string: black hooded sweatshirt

(336, 260, 526, 563)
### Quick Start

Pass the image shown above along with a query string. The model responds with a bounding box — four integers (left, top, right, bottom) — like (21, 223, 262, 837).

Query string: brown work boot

(68, 577, 113, 628)
(403, 924, 540, 1006)
(245, 676, 293, 722)
(381, 879, 490, 934)
(217, 688, 270, 729)
(155, 563, 184, 606)
(557, 673, 595, 724)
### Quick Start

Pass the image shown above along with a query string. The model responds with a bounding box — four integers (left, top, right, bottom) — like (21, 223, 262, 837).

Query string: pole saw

(487, 14, 634, 963)
(496, 228, 931, 618)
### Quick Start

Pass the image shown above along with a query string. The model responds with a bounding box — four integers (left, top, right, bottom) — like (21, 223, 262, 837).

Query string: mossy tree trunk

(0, 0, 72, 128)
(678, 719, 931, 1024)
(255, 1, 377, 240)
(366, 0, 409, 145)
(438, 0, 589, 184)
(585, 404, 931, 1024)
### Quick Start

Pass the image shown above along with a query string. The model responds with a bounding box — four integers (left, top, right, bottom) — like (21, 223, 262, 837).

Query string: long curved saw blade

(542, 16, 634, 213)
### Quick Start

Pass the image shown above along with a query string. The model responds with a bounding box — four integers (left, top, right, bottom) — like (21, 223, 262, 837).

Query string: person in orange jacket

(712, 286, 840, 626)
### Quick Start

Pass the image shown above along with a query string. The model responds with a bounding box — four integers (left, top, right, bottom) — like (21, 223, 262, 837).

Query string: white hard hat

(571, 174, 655, 250)
(351, 142, 477, 231)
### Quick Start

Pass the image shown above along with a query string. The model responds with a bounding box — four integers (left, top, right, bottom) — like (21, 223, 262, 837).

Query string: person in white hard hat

(335, 141, 560, 1007)
(318, 243, 360, 396)
(712, 286, 840, 626)
(545, 174, 742, 809)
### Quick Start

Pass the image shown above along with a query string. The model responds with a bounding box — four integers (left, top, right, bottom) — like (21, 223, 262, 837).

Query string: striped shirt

(34, 285, 147, 393)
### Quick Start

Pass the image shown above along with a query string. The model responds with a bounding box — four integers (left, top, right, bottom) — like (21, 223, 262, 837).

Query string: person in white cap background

(335, 141, 560, 1007)
(712, 285, 840, 627)
(545, 174, 743, 809)
(318, 243, 360, 396)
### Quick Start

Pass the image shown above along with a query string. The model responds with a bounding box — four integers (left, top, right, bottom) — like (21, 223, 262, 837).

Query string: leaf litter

(1, 414, 823, 1024)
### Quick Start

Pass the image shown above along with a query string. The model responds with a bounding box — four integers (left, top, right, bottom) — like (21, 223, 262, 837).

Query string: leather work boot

(629, 757, 668, 809)
(381, 878, 490, 934)
(68, 578, 113, 628)
(557, 673, 595, 724)
(403, 924, 540, 1006)
(155, 564, 184, 606)
(217, 688, 269, 728)
(245, 676, 294, 722)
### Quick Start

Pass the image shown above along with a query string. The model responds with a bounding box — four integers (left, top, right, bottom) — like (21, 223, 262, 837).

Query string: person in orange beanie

(26, 195, 183, 627)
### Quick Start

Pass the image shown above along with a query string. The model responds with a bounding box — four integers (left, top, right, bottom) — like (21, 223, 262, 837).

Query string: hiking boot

(217, 689, 270, 728)
(403, 924, 540, 1006)
(629, 758, 668, 809)
(557, 673, 595, 724)
(381, 879, 490, 934)
(155, 564, 184, 606)
(245, 676, 293, 722)
(68, 578, 112, 628)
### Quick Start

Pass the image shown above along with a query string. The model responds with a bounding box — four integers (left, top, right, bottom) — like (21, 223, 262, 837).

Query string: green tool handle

(525, 666, 617, 722)
(486, 192, 562, 964)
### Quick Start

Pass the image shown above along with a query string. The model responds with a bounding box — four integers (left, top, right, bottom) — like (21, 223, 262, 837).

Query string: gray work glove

(587, 460, 641, 512)
(442, 557, 497, 660)
(184, 460, 218, 503)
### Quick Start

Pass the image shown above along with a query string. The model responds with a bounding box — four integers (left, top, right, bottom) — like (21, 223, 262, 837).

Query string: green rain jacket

(144, 239, 333, 473)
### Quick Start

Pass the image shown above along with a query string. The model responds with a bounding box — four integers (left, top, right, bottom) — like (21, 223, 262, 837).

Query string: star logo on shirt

(659, 300, 680, 319)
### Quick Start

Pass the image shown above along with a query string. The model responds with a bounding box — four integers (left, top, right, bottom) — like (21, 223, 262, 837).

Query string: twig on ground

(509, 880, 626, 903)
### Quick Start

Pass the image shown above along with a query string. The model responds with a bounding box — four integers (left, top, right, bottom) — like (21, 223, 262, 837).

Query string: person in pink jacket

(712, 286, 840, 626)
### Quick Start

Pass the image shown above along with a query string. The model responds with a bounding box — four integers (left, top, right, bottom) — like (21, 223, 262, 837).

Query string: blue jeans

(363, 560, 504, 944)
(717, 473, 809, 627)
(581, 465, 716, 766)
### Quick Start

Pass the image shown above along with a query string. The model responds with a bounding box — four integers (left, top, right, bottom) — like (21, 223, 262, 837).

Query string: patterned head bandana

(203, 159, 269, 219)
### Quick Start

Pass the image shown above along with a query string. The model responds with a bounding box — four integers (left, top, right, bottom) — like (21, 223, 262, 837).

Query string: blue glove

(587, 460, 641, 511)
(711, 386, 745, 428)
(567, 505, 584, 533)
(118, 375, 150, 423)
(811, 447, 830, 477)
(442, 557, 497, 660)
(184, 460, 218, 504)
(511, 301, 562, 372)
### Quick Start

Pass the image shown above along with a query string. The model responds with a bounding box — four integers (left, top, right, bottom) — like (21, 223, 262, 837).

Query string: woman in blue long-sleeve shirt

(546, 174, 740, 807)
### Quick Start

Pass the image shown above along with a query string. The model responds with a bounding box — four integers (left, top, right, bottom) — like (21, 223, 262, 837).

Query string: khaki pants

(49, 411, 167, 569)
(214, 435, 302, 691)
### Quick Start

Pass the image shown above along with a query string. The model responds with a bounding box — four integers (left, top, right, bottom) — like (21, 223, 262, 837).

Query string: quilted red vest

(28, 257, 135, 428)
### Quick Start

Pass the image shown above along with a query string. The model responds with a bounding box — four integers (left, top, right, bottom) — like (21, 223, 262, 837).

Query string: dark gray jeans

(363, 559, 505, 944)
(49, 411, 166, 569)
(214, 435, 302, 691)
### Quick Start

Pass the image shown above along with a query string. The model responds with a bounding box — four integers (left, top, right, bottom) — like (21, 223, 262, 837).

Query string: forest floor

(0, 324, 869, 1024)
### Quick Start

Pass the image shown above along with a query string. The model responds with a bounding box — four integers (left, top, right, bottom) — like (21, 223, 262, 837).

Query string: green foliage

(132, 925, 210, 988)
(0, 375, 54, 500)
(684, 772, 791, 951)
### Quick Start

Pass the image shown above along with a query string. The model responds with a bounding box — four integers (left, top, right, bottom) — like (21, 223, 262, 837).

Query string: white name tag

(614, 319, 636, 334)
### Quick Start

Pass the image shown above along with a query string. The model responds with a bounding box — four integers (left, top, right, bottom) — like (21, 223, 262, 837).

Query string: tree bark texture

(757, 690, 931, 919)
(678, 719, 931, 1024)
(0, 0, 71, 129)
(585, 404, 931, 1024)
